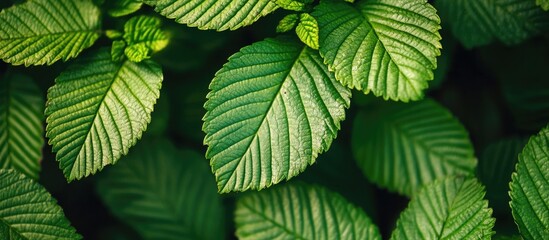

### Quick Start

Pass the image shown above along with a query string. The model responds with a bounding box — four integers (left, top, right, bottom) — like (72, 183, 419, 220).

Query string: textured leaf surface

(436, 0, 549, 48)
(107, 0, 143, 17)
(276, 0, 313, 11)
(235, 182, 381, 239)
(97, 138, 224, 240)
(203, 36, 351, 193)
(123, 15, 169, 62)
(0, 169, 81, 239)
(391, 177, 495, 239)
(0, 74, 43, 179)
(46, 49, 163, 181)
(0, 0, 101, 66)
(313, 0, 441, 101)
(352, 99, 477, 196)
(142, 0, 278, 31)
(509, 125, 549, 239)
(277, 14, 299, 33)
(296, 13, 319, 50)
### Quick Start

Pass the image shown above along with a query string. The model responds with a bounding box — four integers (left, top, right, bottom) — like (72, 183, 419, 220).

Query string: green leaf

(142, 0, 278, 31)
(276, 14, 299, 33)
(275, 0, 313, 11)
(296, 13, 319, 50)
(352, 98, 477, 196)
(509, 125, 549, 239)
(0, 169, 81, 239)
(436, 0, 549, 48)
(111, 40, 126, 62)
(0, 73, 43, 179)
(538, 0, 549, 10)
(203, 36, 351, 193)
(235, 182, 381, 239)
(0, 0, 101, 66)
(45, 49, 163, 181)
(313, 0, 441, 102)
(123, 15, 169, 62)
(97, 138, 224, 240)
(107, 0, 143, 17)
(391, 177, 495, 239)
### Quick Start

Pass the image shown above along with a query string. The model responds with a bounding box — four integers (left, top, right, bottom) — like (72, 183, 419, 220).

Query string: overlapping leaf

(509, 125, 549, 239)
(142, 0, 278, 31)
(203, 36, 351, 193)
(296, 13, 319, 50)
(352, 99, 477, 196)
(107, 0, 143, 17)
(0, 0, 101, 66)
(235, 182, 381, 239)
(122, 15, 169, 62)
(0, 73, 43, 179)
(436, 0, 549, 48)
(313, 0, 441, 101)
(276, 0, 313, 11)
(97, 138, 224, 240)
(391, 177, 495, 239)
(45, 49, 163, 181)
(0, 169, 81, 239)
(276, 14, 299, 33)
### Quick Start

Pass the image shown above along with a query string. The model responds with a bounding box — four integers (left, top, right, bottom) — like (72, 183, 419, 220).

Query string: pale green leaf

(106, 30, 123, 39)
(313, 0, 441, 102)
(391, 177, 495, 239)
(296, 13, 319, 50)
(276, 14, 299, 33)
(107, 0, 143, 17)
(0, 73, 43, 179)
(142, 0, 278, 31)
(352, 99, 477, 196)
(0, 169, 81, 240)
(203, 36, 351, 193)
(235, 182, 381, 239)
(123, 15, 169, 62)
(97, 138, 224, 240)
(436, 0, 549, 48)
(538, 0, 549, 10)
(275, 0, 313, 11)
(509, 125, 549, 239)
(45, 49, 163, 181)
(0, 0, 101, 66)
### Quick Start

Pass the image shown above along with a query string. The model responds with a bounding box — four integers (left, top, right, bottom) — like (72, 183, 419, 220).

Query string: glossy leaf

(313, 0, 441, 101)
(45, 49, 163, 181)
(123, 15, 169, 62)
(203, 36, 351, 193)
(296, 13, 319, 50)
(0, 0, 101, 66)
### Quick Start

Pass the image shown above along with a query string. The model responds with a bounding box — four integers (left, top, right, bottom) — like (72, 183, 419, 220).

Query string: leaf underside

(45, 49, 163, 181)
(0, 169, 81, 240)
(203, 36, 351, 193)
(235, 182, 381, 240)
(313, 0, 441, 101)
(0, 0, 101, 66)
(391, 177, 495, 240)
(509, 125, 549, 239)
(0, 74, 44, 179)
(352, 99, 477, 196)
(142, 0, 279, 31)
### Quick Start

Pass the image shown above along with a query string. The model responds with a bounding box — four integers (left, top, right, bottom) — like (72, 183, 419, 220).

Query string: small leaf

(276, 14, 299, 33)
(275, 0, 313, 11)
(235, 182, 381, 239)
(538, 0, 549, 10)
(203, 36, 351, 193)
(107, 0, 143, 17)
(509, 125, 549, 239)
(46, 49, 163, 181)
(352, 99, 477, 196)
(97, 138, 224, 240)
(0, 169, 81, 239)
(105, 30, 123, 39)
(123, 15, 169, 62)
(111, 40, 126, 62)
(391, 177, 495, 239)
(313, 0, 441, 101)
(0, 0, 101, 66)
(142, 0, 278, 31)
(296, 13, 319, 50)
(0, 73, 44, 179)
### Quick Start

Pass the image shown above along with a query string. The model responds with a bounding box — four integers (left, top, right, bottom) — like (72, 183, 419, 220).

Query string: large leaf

(436, 0, 549, 48)
(142, 0, 278, 31)
(97, 138, 224, 240)
(45, 49, 163, 181)
(203, 36, 351, 193)
(0, 169, 81, 239)
(509, 125, 549, 239)
(0, 0, 101, 66)
(0, 73, 43, 179)
(235, 182, 381, 239)
(391, 177, 495, 239)
(352, 98, 477, 196)
(312, 0, 441, 102)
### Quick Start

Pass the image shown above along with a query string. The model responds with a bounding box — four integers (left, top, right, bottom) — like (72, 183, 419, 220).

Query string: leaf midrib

(0, 217, 27, 240)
